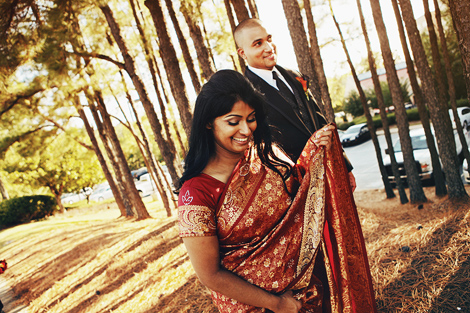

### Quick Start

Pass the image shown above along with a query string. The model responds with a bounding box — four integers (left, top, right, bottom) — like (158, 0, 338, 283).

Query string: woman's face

(209, 100, 257, 159)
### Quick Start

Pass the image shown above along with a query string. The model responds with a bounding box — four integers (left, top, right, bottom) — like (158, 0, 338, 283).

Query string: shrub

(338, 121, 355, 130)
(0, 195, 57, 227)
(456, 98, 469, 108)
(406, 108, 421, 121)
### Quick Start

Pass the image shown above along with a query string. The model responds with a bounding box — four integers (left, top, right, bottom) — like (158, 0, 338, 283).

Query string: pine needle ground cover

(1, 187, 469, 313)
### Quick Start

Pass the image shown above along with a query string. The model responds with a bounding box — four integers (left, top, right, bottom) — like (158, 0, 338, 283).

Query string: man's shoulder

(275, 65, 302, 79)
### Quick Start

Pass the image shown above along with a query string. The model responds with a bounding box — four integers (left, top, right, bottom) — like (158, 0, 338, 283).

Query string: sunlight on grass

(2, 188, 470, 312)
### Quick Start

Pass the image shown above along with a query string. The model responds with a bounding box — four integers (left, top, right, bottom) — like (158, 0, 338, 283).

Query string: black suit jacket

(245, 65, 353, 170)
(245, 65, 326, 160)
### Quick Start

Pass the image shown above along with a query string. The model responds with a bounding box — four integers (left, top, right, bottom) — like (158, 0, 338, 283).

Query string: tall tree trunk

(432, 0, 470, 178)
(0, 175, 10, 200)
(86, 95, 134, 217)
(224, 0, 245, 73)
(304, 0, 334, 122)
(128, 0, 182, 142)
(247, 0, 259, 18)
(143, 0, 193, 137)
(356, 0, 408, 203)
(448, 0, 470, 101)
(117, 75, 175, 216)
(230, 0, 250, 22)
(369, 0, 427, 203)
(94, 90, 151, 219)
(180, 1, 216, 82)
(281, 0, 323, 109)
(399, 0, 467, 198)
(164, 0, 201, 93)
(391, 0, 447, 196)
(77, 103, 129, 218)
(100, 4, 182, 186)
(329, 0, 396, 200)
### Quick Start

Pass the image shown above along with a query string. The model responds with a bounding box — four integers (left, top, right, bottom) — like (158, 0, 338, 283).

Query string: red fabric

(177, 125, 377, 312)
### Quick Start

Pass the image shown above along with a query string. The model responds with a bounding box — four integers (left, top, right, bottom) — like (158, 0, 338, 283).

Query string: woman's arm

(182, 236, 301, 313)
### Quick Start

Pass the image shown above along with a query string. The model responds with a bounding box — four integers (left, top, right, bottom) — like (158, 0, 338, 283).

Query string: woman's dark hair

(175, 69, 291, 192)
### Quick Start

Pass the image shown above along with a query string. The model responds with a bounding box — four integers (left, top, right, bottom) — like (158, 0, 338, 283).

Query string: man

(234, 18, 356, 190)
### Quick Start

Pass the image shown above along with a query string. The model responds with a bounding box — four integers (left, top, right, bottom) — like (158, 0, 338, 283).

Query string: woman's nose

(239, 121, 251, 135)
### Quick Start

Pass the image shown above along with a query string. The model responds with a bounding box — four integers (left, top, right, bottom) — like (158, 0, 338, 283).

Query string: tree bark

(87, 93, 134, 217)
(224, 0, 245, 73)
(118, 74, 174, 216)
(448, 0, 470, 101)
(94, 90, 151, 219)
(180, 1, 216, 82)
(357, 0, 408, 203)
(432, 0, 470, 179)
(399, 0, 467, 198)
(128, 0, 179, 142)
(330, 0, 396, 200)
(143, 0, 193, 137)
(100, 4, 182, 186)
(369, 0, 427, 203)
(282, 0, 323, 110)
(247, 0, 259, 18)
(164, 0, 201, 93)
(0, 175, 10, 200)
(391, 0, 447, 196)
(77, 103, 129, 218)
(230, 0, 250, 22)
(304, 0, 334, 122)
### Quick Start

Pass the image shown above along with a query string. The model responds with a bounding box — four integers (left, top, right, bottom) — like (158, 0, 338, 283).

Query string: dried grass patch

(1, 188, 469, 312)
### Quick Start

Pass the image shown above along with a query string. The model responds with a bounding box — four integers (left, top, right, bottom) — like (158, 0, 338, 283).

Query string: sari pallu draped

(178, 125, 377, 312)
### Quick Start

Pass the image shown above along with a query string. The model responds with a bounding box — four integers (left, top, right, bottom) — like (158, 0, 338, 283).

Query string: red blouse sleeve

(177, 175, 225, 237)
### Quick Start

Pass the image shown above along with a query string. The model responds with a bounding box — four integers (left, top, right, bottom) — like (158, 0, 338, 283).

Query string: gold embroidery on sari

(297, 151, 325, 277)
(178, 205, 216, 237)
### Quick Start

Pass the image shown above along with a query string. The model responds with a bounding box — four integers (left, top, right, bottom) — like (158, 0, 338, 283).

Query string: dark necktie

(272, 71, 313, 132)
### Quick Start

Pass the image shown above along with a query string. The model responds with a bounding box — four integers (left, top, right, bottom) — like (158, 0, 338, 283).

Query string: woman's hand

(313, 125, 335, 151)
(272, 290, 302, 313)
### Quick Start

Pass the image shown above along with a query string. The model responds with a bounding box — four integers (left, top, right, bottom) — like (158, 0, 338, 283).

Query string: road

(344, 124, 422, 191)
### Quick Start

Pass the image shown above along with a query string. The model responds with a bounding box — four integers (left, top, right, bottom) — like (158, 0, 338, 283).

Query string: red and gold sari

(178, 126, 377, 312)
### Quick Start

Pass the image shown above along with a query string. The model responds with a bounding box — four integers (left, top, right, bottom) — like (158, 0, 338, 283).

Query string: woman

(176, 70, 376, 312)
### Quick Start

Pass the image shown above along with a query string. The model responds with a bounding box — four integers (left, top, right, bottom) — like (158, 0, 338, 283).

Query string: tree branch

(70, 51, 125, 69)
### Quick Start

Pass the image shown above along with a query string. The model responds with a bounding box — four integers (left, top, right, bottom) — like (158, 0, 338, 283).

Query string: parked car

(448, 107, 470, 130)
(60, 192, 86, 204)
(463, 159, 470, 184)
(383, 127, 470, 185)
(341, 123, 371, 147)
(131, 167, 148, 180)
(89, 183, 114, 202)
(134, 173, 158, 197)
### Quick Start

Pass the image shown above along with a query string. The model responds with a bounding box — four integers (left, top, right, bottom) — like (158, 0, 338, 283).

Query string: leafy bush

(456, 98, 469, 108)
(338, 121, 355, 130)
(0, 195, 57, 227)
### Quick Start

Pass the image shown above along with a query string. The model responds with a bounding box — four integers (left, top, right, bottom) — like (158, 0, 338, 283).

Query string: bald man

(234, 18, 355, 189)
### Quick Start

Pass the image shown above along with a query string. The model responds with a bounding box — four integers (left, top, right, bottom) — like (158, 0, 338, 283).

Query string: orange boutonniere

(0, 259, 7, 274)
(296, 76, 310, 100)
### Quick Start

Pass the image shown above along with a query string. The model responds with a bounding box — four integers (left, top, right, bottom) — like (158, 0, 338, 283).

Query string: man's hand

(313, 125, 335, 151)
(349, 172, 356, 192)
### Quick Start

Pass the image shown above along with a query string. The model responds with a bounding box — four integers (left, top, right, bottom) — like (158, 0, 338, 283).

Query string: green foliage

(456, 98, 469, 108)
(0, 195, 57, 227)
(420, 18, 467, 101)
(3, 129, 103, 199)
(343, 91, 364, 117)
(327, 75, 347, 111)
(338, 108, 419, 130)
(363, 80, 411, 109)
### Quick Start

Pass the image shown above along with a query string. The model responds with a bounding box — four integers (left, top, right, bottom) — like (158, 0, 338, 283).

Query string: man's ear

(237, 47, 246, 60)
